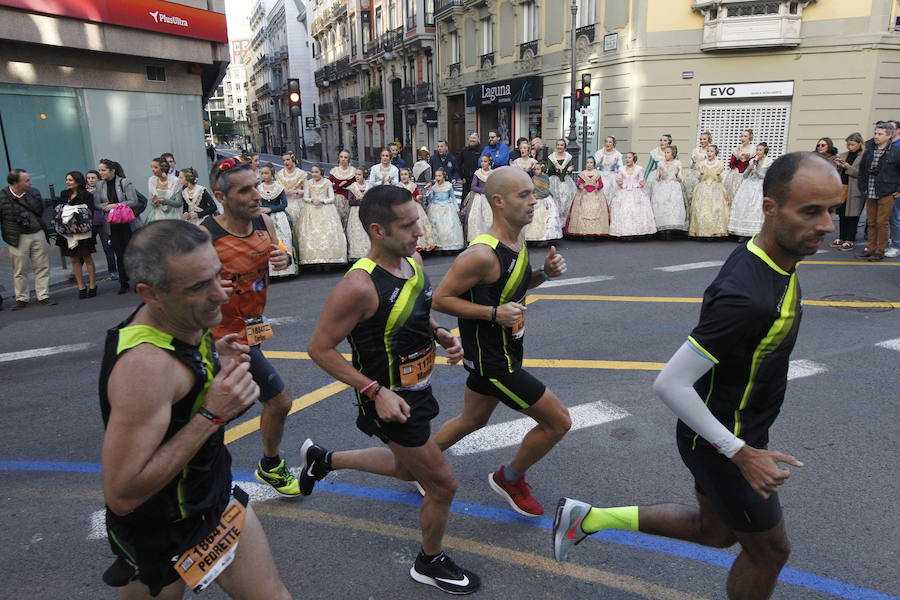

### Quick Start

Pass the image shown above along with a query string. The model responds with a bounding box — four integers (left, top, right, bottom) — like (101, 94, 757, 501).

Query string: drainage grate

(818, 294, 894, 313)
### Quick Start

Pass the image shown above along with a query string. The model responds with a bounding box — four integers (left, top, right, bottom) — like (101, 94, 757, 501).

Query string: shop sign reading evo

(0, 0, 227, 43)
(700, 81, 795, 101)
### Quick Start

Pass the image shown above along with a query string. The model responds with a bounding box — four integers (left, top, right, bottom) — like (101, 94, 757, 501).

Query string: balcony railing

(415, 82, 434, 103)
(340, 97, 361, 113)
(382, 26, 404, 52)
(253, 55, 269, 72)
(398, 86, 416, 105)
(576, 24, 596, 44)
(519, 39, 539, 59)
(434, 0, 464, 20)
(365, 39, 381, 56)
(479, 51, 495, 69)
(255, 83, 271, 96)
(361, 87, 384, 111)
(448, 62, 460, 77)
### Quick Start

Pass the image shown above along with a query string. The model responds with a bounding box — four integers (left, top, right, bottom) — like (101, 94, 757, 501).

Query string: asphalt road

(1, 233, 898, 600)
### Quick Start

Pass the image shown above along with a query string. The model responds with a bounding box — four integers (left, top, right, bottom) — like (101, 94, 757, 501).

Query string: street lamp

(566, 0, 580, 166)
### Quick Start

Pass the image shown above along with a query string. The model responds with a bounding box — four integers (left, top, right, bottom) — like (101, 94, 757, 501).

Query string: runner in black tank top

(303, 185, 480, 595)
(431, 166, 570, 518)
(98, 218, 291, 599)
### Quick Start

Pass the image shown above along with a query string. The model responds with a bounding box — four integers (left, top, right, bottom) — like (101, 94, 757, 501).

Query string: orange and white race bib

(398, 345, 436, 389)
(243, 316, 274, 346)
(174, 487, 248, 592)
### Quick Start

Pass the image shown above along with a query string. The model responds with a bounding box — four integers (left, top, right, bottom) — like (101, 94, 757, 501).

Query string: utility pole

(566, 0, 580, 167)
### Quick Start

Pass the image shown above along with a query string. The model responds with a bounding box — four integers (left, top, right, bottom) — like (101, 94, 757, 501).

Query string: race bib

(243, 316, 274, 346)
(398, 345, 436, 388)
(174, 486, 248, 592)
(511, 313, 526, 339)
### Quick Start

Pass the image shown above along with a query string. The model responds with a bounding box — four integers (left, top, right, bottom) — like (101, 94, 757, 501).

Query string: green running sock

(581, 506, 639, 534)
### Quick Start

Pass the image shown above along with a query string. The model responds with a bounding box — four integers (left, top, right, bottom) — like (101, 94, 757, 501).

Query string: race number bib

(511, 313, 526, 339)
(398, 345, 436, 388)
(243, 316, 274, 346)
(174, 486, 248, 592)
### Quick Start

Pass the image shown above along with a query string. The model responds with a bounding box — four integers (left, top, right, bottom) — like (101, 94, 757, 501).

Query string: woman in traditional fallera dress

(426, 169, 464, 251)
(179, 167, 217, 226)
(724, 129, 755, 201)
(277, 152, 308, 258)
(397, 168, 436, 252)
(594, 136, 624, 203)
(511, 139, 537, 175)
(650, 146, 687, 236)
(328, 150, 355, 225)
(144, 157, 182, 223)
(644, 134, 672, 196)
(368, 149, 400, 187)
(681, 131, 712, 201)
(546, 139, 576, 218)
(346, 168, 371, 260)
(728, 143, 772, 240)
(523, 162, 562, 243)
(298, 165, 347, 266)
(257, 164, 298, 277)
(412, 147, 432, 183)
(689, 146, 730, 238)
(610, 152, 657, 238)
(565, 157, 609, 237)
(463, 154, 493, 242)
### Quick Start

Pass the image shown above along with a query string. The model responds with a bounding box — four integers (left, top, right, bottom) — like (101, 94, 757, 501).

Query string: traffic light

(580, 73, 592, 108)
(287, 79, 301, 118)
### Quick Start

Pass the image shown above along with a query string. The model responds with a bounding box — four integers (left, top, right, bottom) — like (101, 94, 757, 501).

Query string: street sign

(579, 106, 593, 117)
(305, 117, 318, 129)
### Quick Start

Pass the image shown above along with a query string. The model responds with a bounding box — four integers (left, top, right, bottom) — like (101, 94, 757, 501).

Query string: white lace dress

(650, 160, 687, 231)
(298, 178, 347, 265)
(594, 150, 623, 203)
(547, 153, 577, 218)
(345, 181, 371, 260)
(257, 181, 299, 277)
(609, 166, 657, 237)
(277, 167, 307, 256)
(465, 169, 493, 243)
(680, 146, 708, 200)
(728, 157, 771, 236)
(426, 183, 465, 250)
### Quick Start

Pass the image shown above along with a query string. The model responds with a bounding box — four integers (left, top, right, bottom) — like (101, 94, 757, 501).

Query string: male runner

(99, 220, 291, 599)
(431, 166, 570, 517)
(303, 185, 481, 595)
(553, 152, 842, 600)
(203, 156, 300, 495)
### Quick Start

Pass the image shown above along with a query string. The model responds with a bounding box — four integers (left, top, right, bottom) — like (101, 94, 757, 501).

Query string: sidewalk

(0, 241, 112, 301)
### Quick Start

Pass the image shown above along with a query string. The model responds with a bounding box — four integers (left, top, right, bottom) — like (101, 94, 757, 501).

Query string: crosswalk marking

(876, 337, 900, 352)
(0, 343, 95, 363)
(654, 261, 724, 272)
(787, 360, 827, 380)
(539, 275, 615, 288)
(448, 400, 630, 456)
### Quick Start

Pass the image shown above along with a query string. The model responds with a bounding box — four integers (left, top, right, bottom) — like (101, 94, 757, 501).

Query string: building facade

(222, 39, 251, 144)
(310, 0, 439, 164)
(0, 0, 229, 192)
(435, 0, 900, 166)
(246, 0, 321, 157)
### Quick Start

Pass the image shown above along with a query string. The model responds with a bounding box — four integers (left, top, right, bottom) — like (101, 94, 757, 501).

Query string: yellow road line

(224, 380, 349, 445)
(254, 504, 708, 600)
(528, 294, 899, 308)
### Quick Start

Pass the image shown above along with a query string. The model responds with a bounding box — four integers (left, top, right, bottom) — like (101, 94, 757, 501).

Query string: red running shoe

(488, 466, 544, 517)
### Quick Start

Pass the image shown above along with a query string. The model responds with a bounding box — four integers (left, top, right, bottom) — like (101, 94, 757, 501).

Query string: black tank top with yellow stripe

(459, 234, 531, 376)
(347, 257, 436, 392)
(99, 310, 231, 527)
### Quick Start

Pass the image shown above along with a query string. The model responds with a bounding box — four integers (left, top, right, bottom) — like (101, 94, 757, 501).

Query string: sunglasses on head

(214, 156, 252, 180)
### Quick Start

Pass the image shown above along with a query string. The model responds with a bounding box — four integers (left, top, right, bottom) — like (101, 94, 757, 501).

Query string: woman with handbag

(86, 169, 118, 280)
(55, 171, 97, 298)
(832, 133, 865, 251)
(96, 159, 144, 294)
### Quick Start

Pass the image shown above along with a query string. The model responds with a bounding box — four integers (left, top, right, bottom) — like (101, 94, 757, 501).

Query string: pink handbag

(107, 203, 136, 224)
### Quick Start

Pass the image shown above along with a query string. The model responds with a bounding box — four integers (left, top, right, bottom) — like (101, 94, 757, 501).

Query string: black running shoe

(298, 438, 329, 496)
(409, 551, 481, 595)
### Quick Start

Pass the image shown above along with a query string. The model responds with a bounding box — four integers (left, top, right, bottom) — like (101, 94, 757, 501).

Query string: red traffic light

(289, 91, 301, 104)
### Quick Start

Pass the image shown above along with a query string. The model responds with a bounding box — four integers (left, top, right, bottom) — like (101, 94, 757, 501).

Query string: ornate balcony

(398, 86, 416, 105)
(448, 62, 460, 78)
(255, 83, 271, 97)
(434, 0, 464, 21)
(519, 39, 539, 60)
(340, 97, 361, 113)
(479, 51, 495, 69)
(415, 82, 434, 103)
(692, 0, 814, 51)
(576, 24, 596, 44)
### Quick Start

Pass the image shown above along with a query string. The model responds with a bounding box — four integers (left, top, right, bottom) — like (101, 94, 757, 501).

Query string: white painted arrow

(787, 360, 827, 380)
(448, 400, 630, 456)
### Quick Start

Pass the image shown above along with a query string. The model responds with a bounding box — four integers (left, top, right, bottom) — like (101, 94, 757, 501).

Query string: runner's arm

(432, 244, 497, 321)
(652, 342, 745, 458)
(101, 347, 258, 515)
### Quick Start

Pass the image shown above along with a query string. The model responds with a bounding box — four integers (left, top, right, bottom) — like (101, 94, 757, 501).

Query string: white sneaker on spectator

(884, 248, 900, 258)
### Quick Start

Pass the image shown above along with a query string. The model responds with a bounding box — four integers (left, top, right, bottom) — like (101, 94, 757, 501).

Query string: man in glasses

(201, 157, 302, 495)
(857, 122, 900, 261)
(480, 130, 510, 167)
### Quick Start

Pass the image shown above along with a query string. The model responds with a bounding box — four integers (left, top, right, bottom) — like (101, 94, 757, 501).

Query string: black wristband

(364, 383, 383, 400)
(197, 407, 226, 426)
(491, 306, 498, 323)
(432, 326, 450, 341)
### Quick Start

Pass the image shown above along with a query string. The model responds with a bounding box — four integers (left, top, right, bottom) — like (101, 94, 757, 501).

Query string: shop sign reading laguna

(0, 0, 228, 43)
(466, 77, 543, 107)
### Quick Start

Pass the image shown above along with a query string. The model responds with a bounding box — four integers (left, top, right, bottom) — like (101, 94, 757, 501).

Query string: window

(481, 17, 494, 53)
(375, 7, 383, 35)
(389, 0, 397, 29)
(576, 0, 595, 28)
(146, 65, 167, 81)
(426, 56, 433, 83)
(522, 1, 538, 43)
(425, 0, 434, 25)
(406, 0, 417, 29)
(726, 2, 780, 17)
(450, 30, 460, 64)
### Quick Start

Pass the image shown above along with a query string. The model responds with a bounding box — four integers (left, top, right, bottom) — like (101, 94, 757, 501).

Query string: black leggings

(837, 203, 859, 242)
(109, 223, 132, 286)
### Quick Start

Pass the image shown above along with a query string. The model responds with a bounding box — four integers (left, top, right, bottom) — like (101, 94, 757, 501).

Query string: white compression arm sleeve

(652, 342, 746, 458)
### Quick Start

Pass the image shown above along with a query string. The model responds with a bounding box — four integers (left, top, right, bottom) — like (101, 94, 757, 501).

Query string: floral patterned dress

(345, 181, 371, 260)
(650, 160, 687, 231)
(277, 167, 307, 256)
(610, 166, 657, 237)
(689, 160, 730, 237)
(397, 181, 436, 252)
(143, 176, 182, 223)
(257, 181, 298, 277)
(298, 178, 347, 264)
(565, 170, 609, 236)
(464, 168, 493, 243)
(724, 144, 754, 200)
(426, 182, 465, 251)
(728, 156, 772, 236)
(523, 173, 562, 242)
(546, 153, 576, 218)
(594, 150, 623, 203)
(328, 165, 355, 224)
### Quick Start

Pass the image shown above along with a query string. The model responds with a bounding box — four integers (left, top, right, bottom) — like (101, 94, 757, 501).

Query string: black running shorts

(248, 344, 285, 403)
(356, 387, 439, 448)
(103, 486, 242, 596)
(677, 436, 783, 533)
(465, 369, 547, 411)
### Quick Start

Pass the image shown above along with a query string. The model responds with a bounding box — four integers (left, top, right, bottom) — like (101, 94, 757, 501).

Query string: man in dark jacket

(389, 142, 409, 170)
(0, 169, 56, 309)
(428, 140, 460, 183)
(459, 132, 483, 201)
(507, 137, 529, 163)
(856, 122, 900, 261)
